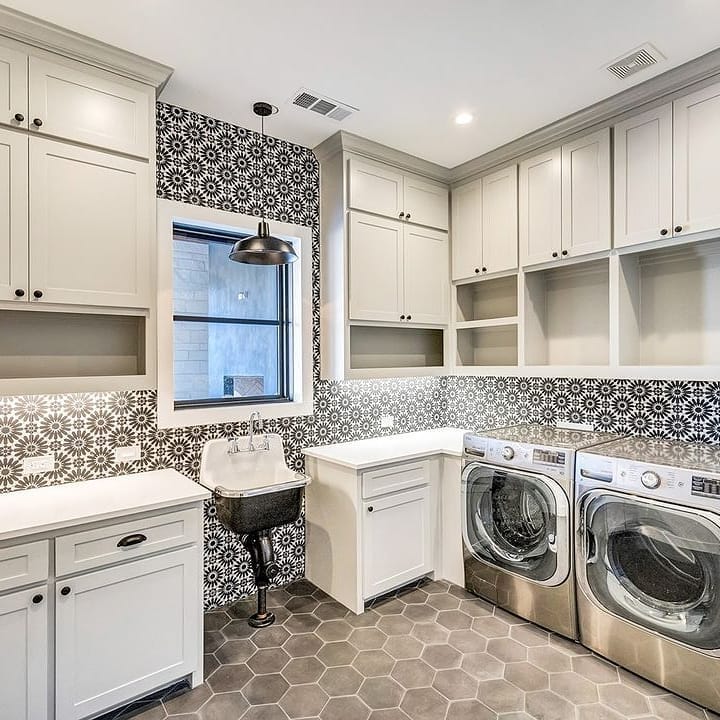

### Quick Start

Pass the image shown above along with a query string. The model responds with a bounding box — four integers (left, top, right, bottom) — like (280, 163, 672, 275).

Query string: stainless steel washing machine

(462, 424, 617, 639)
(575, 437, 720, 713)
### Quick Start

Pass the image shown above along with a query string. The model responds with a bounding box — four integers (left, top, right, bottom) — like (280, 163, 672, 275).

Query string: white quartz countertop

(0, 469, 210, 543)
(303, 428, 467, 470)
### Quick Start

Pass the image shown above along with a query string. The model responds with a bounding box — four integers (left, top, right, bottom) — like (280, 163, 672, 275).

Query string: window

(157, 200, 313, 428)
(172, 225, 293, 408)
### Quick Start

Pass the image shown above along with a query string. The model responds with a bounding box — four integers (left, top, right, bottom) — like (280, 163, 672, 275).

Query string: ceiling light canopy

(455, 112, 474, 125)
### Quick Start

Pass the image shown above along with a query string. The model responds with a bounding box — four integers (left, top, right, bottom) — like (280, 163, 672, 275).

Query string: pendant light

(229, 102, 298, 265)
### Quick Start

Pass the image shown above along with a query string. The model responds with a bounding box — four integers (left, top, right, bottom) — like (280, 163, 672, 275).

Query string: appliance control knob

(641, 471, 661, 489)
(502, 446, 515, 461)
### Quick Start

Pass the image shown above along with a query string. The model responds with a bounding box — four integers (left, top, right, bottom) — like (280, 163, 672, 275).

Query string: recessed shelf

(349, 325, 444, 370)
(457, 324, 518, 367)
(524, 258, 609, 366)
(619, 240, 720, 366)
(456, 317, 518, 330)
(456, 275, 517, 322)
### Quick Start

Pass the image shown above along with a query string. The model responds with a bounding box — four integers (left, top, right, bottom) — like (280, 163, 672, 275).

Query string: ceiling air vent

(291, 88, 357, 122)
(606, 43, 665, 80)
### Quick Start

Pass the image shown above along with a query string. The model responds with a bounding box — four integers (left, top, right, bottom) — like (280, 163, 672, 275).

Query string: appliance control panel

(463, 434, 570, 477)
(576, 452, 720, 510)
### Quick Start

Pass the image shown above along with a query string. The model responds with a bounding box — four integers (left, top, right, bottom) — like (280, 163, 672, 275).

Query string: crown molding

(0, 4, 173, 92)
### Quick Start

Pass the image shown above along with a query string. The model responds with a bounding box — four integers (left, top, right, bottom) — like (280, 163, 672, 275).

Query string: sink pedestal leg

(243, 529, 279, 628)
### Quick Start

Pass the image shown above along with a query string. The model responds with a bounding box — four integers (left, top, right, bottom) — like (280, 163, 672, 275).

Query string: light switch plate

(114, 445, 142, 463)
(22, 454, 55, 475)
(380, 415, 394, 429)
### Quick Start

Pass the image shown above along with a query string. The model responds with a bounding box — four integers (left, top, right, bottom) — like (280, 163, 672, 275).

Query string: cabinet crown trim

(0, 6, 173, 91)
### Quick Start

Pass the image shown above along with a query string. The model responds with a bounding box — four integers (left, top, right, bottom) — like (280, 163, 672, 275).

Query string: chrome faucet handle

(227, 437, 239, 454)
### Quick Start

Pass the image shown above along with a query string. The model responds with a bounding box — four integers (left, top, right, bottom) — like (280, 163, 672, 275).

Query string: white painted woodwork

(0, 45, 27, 128)
(55, 508, 201, 576)
(29, 138, 150, 307)
(456, 324, 518, 367)
(673, 81, 720, 237)
(0, 128, 28, 302)
(451, 178, 482, 281)
(348, 157, 403, 219)
(403, 224, 449, 324)
(481, 165, 518, 274)
(348, 326, 445, 373)
(362, 460, 428, 499)
(519, 148, 561, 267)
(348, 212, 403, 322)
(613, 104, 673, 248)
(28, 56, 150, 157)
(362, 485, 432, 598)
(55, 547, 200, 720)
(0, 540, 48, 594)
(0, 585, 48, 720)
(403, 173, 449, 230)
(561, 128, 611, 258)
(455, 275, 518, 323)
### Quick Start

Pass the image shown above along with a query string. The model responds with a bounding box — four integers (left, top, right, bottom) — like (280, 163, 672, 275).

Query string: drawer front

(55, 509, 201, 577)
(362, 461, 428, 499)
(0, 540, 49, 593)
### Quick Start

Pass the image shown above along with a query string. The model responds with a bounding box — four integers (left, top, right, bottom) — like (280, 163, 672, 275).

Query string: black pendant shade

(229, 102, 298, 266)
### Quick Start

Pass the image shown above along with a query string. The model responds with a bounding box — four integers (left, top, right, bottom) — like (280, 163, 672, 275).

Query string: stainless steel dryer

(575, 437, 720, 713)
(462, 424, 617, 639)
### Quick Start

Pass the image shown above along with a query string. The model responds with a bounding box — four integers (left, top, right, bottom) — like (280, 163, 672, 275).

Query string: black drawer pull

(117, 533, 147, 548)
(32, 594, 43, 604)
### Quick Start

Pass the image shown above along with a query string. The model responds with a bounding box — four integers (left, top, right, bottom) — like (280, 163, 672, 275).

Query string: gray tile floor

(134, 578, 719, 720)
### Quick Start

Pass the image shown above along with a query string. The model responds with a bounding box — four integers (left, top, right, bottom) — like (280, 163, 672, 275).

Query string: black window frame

(172, 223, 293, 410)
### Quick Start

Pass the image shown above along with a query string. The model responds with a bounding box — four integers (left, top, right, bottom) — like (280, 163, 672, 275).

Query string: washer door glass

(463, 464, 559, 582)
(583, 494, 720, 651)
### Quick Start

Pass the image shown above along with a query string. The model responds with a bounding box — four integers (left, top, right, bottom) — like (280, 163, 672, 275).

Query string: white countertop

(303, 428, 467, 470)
(0, 469, 210, 543)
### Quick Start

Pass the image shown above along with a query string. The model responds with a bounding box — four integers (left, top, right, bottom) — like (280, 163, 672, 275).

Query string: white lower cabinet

(56, 547, 199, 720)
(0, 584, 49, 720)
(362, 486, 432, 598)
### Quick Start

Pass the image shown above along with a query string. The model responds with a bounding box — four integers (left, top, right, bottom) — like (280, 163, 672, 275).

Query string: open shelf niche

(349, 325, 444, 371)
(456, 274, 518, 324)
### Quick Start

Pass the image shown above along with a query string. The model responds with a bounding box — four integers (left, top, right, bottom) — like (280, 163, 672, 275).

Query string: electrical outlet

(22, 454, 55, 475)
(114, 445, 142, 463)
(380, 415, 394, 429)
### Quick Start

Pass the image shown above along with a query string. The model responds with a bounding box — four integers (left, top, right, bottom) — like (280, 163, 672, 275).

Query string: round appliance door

(581, 492, 720, 652)
(462, 463, 569, 585)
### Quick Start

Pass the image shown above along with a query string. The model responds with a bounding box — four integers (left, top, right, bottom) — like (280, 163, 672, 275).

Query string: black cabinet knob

(552, 251, 559, 258)
(482, 267, 487, 272)
(561, 250, 568, 256)
(400, 315, 405, 320)
(660, 228, 669, 236)
(32, 117, 43, 127)
(474, 268, 480, 274)
(60, 586, 71, 596)
(405, 213, 411, 220)
(32, 594, 43, 604)
(399, 212, 405, 218)
(674, 225, 683, 233)
(14, 288, 24, 297)
(406, 314, 412, 320)
(368, 506, 374, 513)
(14, 112, 24, 122)
(33, 290, 43, 299)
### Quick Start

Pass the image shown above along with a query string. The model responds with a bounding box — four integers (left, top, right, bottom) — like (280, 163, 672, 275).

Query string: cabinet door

(348, 157, 403, 220)
(519, 148, 561, 267)
(451, 178, 483, 281)
(0, 128, 28, 302)
(348, 211, 404, 322)
(403, 174, 449, 230)
(403, 225, 449, 324)
(674, 81, 720, 236)
(28, 56, 150, 157)
(614, 104, 673, 248)
(0, 585, 49, 720)
(56, 547, 200, 720)
(29, 138, 150, 307)
(482, 165, 518, 274)
(0, 46, 28, 128)
(363, 486, 432, 598)
(561, 128, 611, 258)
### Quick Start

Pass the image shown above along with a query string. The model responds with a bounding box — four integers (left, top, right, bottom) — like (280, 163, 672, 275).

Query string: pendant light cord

(261, 111, 266, 223)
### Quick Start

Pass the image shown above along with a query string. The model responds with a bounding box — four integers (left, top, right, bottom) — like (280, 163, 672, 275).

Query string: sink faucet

(228, 411, 267, 454)
(248, 411, 261, 450)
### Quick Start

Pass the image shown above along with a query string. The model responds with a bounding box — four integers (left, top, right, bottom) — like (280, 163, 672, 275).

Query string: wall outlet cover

(114, 445, 142, 463)
(380, 415, 395, 429)
(22, 454, 55, 475)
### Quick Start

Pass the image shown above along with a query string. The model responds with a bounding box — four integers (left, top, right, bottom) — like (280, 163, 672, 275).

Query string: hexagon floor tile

(118, 578, 717, 720)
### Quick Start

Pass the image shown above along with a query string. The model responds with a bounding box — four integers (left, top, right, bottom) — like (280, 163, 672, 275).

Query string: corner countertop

(0, 469, 210, 543)
(303, 428, 467, 471)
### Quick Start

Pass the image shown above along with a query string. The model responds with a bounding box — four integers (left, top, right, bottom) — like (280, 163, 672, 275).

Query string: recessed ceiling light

(455, 112, 473, 125)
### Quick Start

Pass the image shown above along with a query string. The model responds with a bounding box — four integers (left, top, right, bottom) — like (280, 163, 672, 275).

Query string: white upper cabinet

(481, 165, 518, 275)
(614, 104, 673, 248)
(28, 57, 150, 158)
(0, 46, 27, 129)
(404, 225, 449, 324)
(451, 178, 482, 280)
(0, 128, 28, 302)
(348, 157, 448, 230)
(519, 148, 562, 266)
(403, 174, 449, 230)
(29, 138, 150, 307)
(673, 81, 720, 237)
(561, 128, 611, 258)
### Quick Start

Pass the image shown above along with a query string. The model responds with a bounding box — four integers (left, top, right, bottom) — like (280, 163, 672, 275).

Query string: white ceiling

(6, 0, 720, 167)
